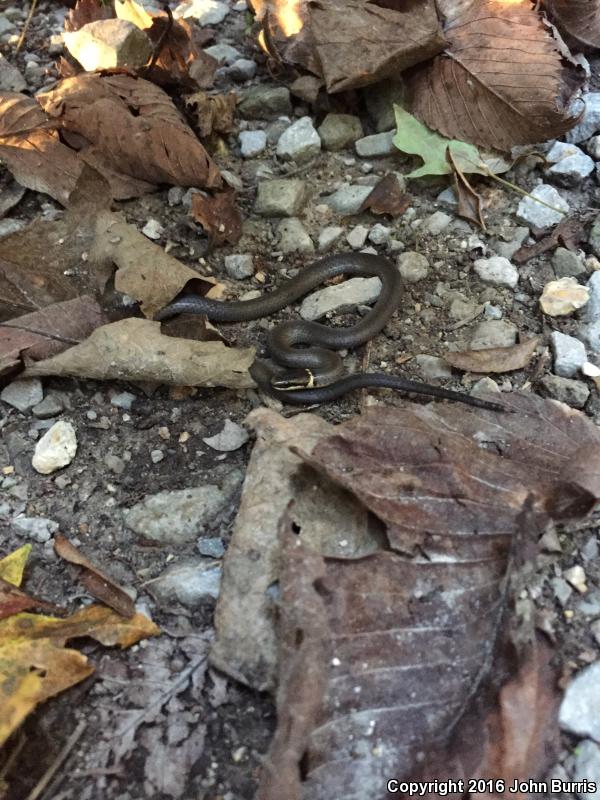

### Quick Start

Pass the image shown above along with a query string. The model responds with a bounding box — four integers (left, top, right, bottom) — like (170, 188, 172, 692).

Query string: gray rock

(32, 394, 65, 419)
(110, 391, 136, 410)
(397, 251, 429, 283)
(449, 295, 479, 321)
(203, 419, 249, 452)
(573, 740, 600, 800)
(565, 93, 600, 144)
(490, 227, 529, 260)
(484, 304, 503, 320)
(323, 184, 373, 215)
(546, 141, 595, 185)
(300, 277, 382, 321)
(150, 558, 222, 606)
(277, 217, 314, 254)
(123, 485, 230, 544)
(167, 186, 184, 206)
(540, 375, 590, 408)
(425, 211, 452, 235)
(238, 86, 292, 119)
(368, 224, 391, 246)
(0, 219, 26, 237)
(578, 271, 600, 351)
(12, 516, 59, 543)
(197, 537, 226, 558)
(64, 19, 153, 71)
(551, 331, 587, 377)
(355, 131, 395, 158)
(318, 114, 363, 151)
(551, 576, 573, 607)
(553, 247, 587, 278)
(228, 58, 257, 81)
(255, 179, 307, 217)
(1, 378, 43, 412)
(364, 79, 405, 132)
(516, 184, 569, 228)
(276, 116, 321, 163)
(473, 256, 519, 289)
(415, 355, 452, 381)
(559, 661, 600, 739)
(32, 421, 77, 474)
(174, 0, 230, 24)
(346, 225, 369, 250)
(0, 17, 16, 35)
(204, 43, 241, 64)
(470, 320, 518, 350)
(224, 253, 254, 279)
(587, 135, 600, 160)
(436, 187, 458, 209)
(318, 226, 344, 251)
(142, 218, 163, 240)
(239, 129, 267, 158)
(470, 377, 501, 399)
(589, 214, 600, 258)
(0, 53, 26, 92)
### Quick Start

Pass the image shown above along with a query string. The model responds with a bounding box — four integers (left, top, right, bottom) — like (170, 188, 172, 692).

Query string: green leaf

(393, 105, 491, 178)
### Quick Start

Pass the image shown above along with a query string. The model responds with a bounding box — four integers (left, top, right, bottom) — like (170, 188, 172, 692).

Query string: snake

(154, 252, 504, 412)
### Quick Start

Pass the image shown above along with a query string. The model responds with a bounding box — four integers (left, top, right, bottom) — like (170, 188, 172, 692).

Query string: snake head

(271, 368, 316, 391)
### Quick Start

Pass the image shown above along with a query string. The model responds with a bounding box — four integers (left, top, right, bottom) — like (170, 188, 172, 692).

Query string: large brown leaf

(543, 0, 600, 50)
(408, 0, 582, 151)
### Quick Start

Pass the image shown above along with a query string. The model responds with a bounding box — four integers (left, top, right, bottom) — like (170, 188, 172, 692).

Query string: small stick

(25, 720, 87, 800)
(16, 0, 38, 54)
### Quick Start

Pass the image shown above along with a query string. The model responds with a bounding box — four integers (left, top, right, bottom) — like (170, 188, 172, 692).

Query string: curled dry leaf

(447, 147, 485, 230)
(408, 0, 583, 151)
(512, 217, 584, 265)
(54, 534, 136, 618)
(444, 336, 541, 374)
(0, 578, 58, 621)
(185, 91, 238, 138)
(190, 189, 243, 247)
(23, 318, 256, 390)
(250, 0, 445, 93)
(358, 174, 410, 218)
(65, 0, 113, 32)
(543, 0, 600, 50)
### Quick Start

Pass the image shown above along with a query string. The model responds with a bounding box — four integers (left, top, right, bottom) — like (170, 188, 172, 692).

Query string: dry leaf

(23, 318, 256, 389)
(54, 534, 136, 618)
(448, 147, 485, 229)
(512, 217, 584, 264)
(0, 179, 26, 219)
(0, 545, 31, 586)
(65, 0, 113, 32)
(358, 174, 410, 218)
(408, 0, 582, 151)
(190, 189, 243, 247)
(185, 91, 237, 138)
(543, 0, 600, 50)
(444, 337, 541, 374)
(0, 578, 57, 621)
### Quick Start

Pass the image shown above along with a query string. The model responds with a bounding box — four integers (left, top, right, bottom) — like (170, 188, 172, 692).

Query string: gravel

(473, 256, 519, 289)
(546, 141, 595, 185)
(470, 320, 518, 349)
(318, 114, 364, 151)
(276, 116, 321, 163)
(323, 184, 373, 214)
(239, 130, 267, 158)
(551, 331, 587, 378)
(224, 253, 255, 279)
(354, 131, 395, 158)
(1, 378, 44, 412)
(149, 558, 222, 606)
(559, 661, 600, 740)
(565, 93, 600, 144)
(516, 184, 569, 228)
(540, 375, 591, 408)
(254, 178, 307, 217)
(299, 277, 383, 321)
(553, 247, 587, 278)
(318, 226, 344, 251)
(397, 251, 429, 283)
(277, 217, 314, 254)
(238, 85, 292, 119)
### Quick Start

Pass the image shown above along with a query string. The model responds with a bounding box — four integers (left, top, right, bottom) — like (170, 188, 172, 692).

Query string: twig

(25, 720, 87, 800)
(16, 0, 39, 54)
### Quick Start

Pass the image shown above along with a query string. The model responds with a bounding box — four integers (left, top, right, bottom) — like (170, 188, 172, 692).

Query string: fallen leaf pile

(0, 544, 159, 748)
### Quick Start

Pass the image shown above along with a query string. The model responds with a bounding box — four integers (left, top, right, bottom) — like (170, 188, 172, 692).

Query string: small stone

(32, 394, 65, 419)
(12, 516, 59, 543)
(300, 278, 383, 321)
(551, 331, 587, 378)
(592, 620, 600, 647)
(589, 213, 600, 258)
(150, 449, 164, 463)
(354, 131, 395, 158)
(318, 226, 344, 252)
(540, 375, 590, 408)
(490, 227, 529, 261)
(546, 141, 595, 185)
(203, 419, 249, 452)
(277, 218, 314, 254)
(540, 277, 590, 316)
(559, 661, 600, 739)
(174, 0, 229, 24)
(436, 187, 458, 209)
(197, 537, 226, 558)
(470, 320, 518, 350)
(323, 184, 373, 215)
(318, 114, 364, 151)
(539, 527, 562, 553)
(473, 256, 519, 289)
(276, 116, 321, 164)
(255, 179, 307, 217)
(0, 17, 15, 35)
(415, 355, 452, 381)
(228, 58, 256, 81)
(587, 135, 600, 160)
(552, 246, 586, 278)
(364, 79, 405, 132)
(0, 219, 25, 238)
(483, 304, 502, 320)
(204, 43, 241, 64)
(141, 218, 164, 240)
(565, 93, 600, 144)
(167, 186, 184, 206)
(0, 53, 26, 92)
(150, 558, 222, 606)
(346, 225, 369, 250)
(516, 184, 569, 228)
(578, 272, 600, 350)
(64, 19, 153, 71)
(110, 391, 136, 410)
(397, 251, 429, 283)
(105, 454, 126, 475)
(368, 224, 391, 246)
(564, 565, 588, 593)
(448, 295, 478, 321)
(239, 129, 267, 158)
(124, 485, 231, 544)
(425, 211, 452, 235)
(470, 377, 501, 399)
(238, 86, 292, 120)
(551, 577, 573, 607)
(572, 740, 600, 800)
(224, 253, 254, 279)
(32, 421, 77, 475)
(1, 378, 43, 412)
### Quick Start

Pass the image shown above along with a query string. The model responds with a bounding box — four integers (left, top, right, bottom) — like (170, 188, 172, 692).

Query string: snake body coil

(155, 253, 504, 412)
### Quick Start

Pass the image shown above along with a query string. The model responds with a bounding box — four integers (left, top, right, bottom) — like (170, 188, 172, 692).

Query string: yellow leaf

(0, 545, 32, 587)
